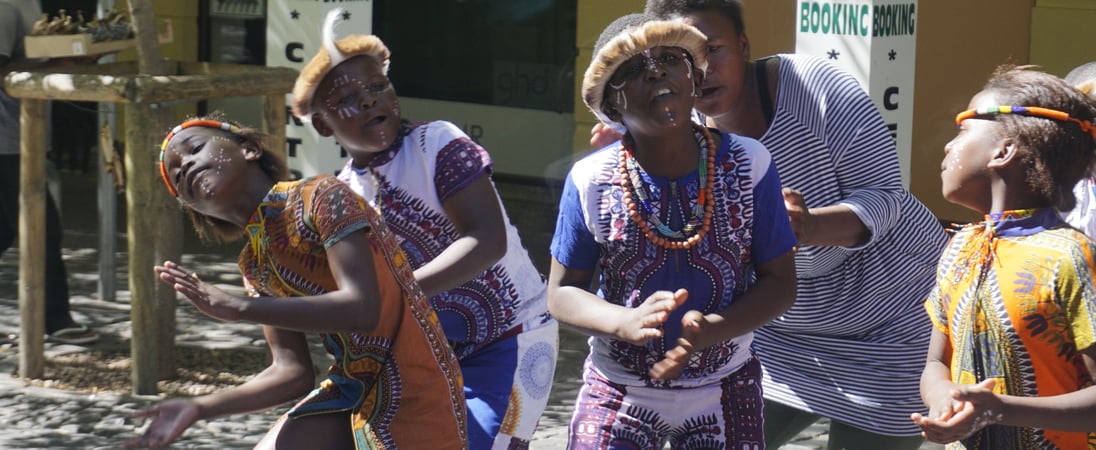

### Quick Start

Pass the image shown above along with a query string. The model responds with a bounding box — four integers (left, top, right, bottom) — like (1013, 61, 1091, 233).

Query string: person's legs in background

(43, 183, 75, 335)
(764, 399, 826, 447)
(0, 155, 96, 344)
(823, 419, 924, 450)
(764, 399, 925, 449)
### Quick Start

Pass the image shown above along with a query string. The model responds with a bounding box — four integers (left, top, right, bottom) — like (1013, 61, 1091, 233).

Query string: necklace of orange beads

(618, 123, 716, 249)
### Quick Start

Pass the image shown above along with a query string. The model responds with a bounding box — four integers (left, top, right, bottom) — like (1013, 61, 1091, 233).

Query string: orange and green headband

(955, 105, 1096, 140)
(158, 119, 243, 197)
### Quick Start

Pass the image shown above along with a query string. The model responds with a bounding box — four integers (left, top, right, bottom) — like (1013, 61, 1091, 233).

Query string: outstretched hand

(124, 398, 201, 449)
(649, 309, 706, 381)
(911, 378, 1000, 444)
(782, 187, 811, 247)
(590, 122, 623, 149)
(616, 289, 689, 346)
(154, 260, 244, 322)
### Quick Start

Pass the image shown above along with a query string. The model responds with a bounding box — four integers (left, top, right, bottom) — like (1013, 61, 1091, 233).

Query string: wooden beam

(18, 99, 47, 378)
(131, 69, 298, 104)
(2, 63, 297, 104)
(3, 71, 130, 103)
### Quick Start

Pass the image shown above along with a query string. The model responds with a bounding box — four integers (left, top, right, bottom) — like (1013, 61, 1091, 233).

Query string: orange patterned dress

(238, 174, 466, 449)
(926, 208, 1096, 449)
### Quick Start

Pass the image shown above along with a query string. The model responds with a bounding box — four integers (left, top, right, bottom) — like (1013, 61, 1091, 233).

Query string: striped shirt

(749, 54, 949, 435)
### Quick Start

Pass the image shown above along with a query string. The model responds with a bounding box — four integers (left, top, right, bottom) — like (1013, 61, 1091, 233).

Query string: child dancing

(289, 9, 557, 449)
(912, 66, 1096, 449)
(128, 115, 466, 449)
(549, 13, 797, 449)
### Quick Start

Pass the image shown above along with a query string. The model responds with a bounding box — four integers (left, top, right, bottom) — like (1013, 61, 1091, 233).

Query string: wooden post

(124, 102, 160, 395)
(263, 94, 287, 163)
(127, 0, 166, 75)
(154, 114, 181, 381)
(17, 99, 47, 379)
(126, 0, 177, 390)
(5, 58, 296, 392)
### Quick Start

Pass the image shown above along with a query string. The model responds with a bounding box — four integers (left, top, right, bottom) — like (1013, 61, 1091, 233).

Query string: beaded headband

(159, 119, 244, 197)
(955, 105, 1096, 140)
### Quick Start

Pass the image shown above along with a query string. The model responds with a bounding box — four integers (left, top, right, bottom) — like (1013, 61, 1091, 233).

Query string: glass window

(372, 0, 577, 113)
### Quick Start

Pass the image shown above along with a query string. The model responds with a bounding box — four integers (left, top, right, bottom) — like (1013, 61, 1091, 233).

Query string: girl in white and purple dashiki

(290, 9, 558, 450)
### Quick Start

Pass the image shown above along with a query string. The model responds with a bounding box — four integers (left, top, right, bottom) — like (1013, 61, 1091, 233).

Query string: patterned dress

(551, 129, 796, 448)
(337, 121, 557, 449)
(749, 53, 949, 435)
(238, 175, 466, 449)
(926, 208, 1096, 450)
(553, 129, 794, 387)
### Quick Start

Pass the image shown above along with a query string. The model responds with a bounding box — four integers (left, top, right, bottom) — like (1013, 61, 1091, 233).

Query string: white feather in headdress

(323, 8, 347, 67)
(290, 9, 393, 118)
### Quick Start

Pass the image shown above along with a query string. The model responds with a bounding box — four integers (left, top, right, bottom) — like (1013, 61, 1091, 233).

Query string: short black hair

(645, 0, 745, 35)
(985, 65, 1096, 211)
(593, 13, 658, 59)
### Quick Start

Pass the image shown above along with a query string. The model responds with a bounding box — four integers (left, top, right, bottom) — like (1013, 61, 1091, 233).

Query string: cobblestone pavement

(0, 171, 943, 449)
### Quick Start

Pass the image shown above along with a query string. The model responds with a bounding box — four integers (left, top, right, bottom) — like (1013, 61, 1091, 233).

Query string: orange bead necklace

(618, 123, 716, 249)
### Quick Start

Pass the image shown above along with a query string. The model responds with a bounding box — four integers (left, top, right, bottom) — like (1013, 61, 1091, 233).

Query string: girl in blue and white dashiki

(548, 13, 797, 450)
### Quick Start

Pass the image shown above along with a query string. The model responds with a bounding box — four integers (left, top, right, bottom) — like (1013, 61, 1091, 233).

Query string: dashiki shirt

(238, 174, 466, 449)
(551, 129, 796, 388)
(337, 120, 554, 359)
(926, 208, 1096, 450)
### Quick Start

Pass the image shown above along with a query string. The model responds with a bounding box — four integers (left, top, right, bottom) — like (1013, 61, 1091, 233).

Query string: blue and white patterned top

(337, 120, 551, 359)
(551, 129, 795, 388)
(750, 54, 948, 435)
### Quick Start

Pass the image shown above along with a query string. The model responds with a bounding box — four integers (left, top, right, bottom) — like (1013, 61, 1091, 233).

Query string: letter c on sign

(286, 42, 304, 63)
(884, 86, 899, 110)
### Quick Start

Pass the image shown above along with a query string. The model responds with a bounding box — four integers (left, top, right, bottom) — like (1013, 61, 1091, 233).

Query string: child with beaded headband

(911, 65, 1096, 449)
(548, 12, 797, 449)
(131, 114, 467, 449)
(292, 8, 558, 449)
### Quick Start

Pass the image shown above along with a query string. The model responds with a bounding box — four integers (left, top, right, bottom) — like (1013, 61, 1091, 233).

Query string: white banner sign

(795, 0, 917, 186)
(267, 0, 373, 179)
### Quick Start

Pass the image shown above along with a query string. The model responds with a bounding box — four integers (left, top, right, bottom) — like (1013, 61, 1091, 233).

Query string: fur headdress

(581, 13, 708, 133)
(290, 8, 391, 119)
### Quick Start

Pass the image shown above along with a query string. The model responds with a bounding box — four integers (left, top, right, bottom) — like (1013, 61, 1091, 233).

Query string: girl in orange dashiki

(913, 66, 1096, 449)
(128, 115, 466, 450)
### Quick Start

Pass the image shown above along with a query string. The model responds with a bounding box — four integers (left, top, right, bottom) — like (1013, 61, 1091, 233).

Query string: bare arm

(918, 327, 960, 418)
(413, 175, 507, 297)
(914, 335, 1096, 442)
(649, 250, 797, 379)
(701, 250, 796, 340)
(987, 347, 1096, 431)
(783, 188, 870, 247)
(547, 258, 686, 344)
(156, 229, 385, 334)
(127, 326, 315, 448)
(193, 325, 316, 416)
